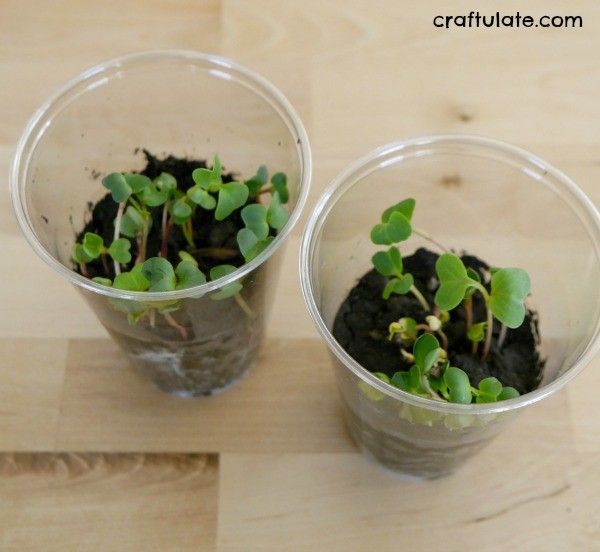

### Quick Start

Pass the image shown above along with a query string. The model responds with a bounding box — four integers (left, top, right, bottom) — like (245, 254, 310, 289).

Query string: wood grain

(1, 0, 600, 549)
(54, 337, 351, 453)
(0, 453, 218, 551)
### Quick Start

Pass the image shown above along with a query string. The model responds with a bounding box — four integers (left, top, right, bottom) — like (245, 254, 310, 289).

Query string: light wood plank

(218, 448, 598, 551)
(0, 452, 218, 551)
(55, 338, 352, 452)
(0, 339, 68, 450)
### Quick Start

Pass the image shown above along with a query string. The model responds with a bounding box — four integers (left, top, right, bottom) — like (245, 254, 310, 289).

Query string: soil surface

(75, 150, 270, 279)
(332, 248, 544, 395)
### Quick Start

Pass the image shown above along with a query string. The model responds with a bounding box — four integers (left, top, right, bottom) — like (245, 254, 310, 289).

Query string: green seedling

(388, 334, 520, 404)
(235, 197, 288, 262)
(188, 155, 248, 221)
(389, 314, 449, 351)
(72, 232, 132, 276)
(78, 156, 290, 337)
(370, 199, 431, 311)
(245, 166, 290, 203)
(370, 198, 531, 404)
(435, 253, 530, 358)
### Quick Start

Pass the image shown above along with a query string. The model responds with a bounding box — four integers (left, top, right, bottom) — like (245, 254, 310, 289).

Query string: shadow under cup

(301, 135, 600, 478)
(11, 51, 311, 397)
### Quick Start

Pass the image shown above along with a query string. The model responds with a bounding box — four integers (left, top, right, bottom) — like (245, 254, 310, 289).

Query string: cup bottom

(340, 400, 490, 479)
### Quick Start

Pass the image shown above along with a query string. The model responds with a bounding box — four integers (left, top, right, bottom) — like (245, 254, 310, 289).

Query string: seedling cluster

(370, 198, 530, 404)
(73, 156, 289, 338)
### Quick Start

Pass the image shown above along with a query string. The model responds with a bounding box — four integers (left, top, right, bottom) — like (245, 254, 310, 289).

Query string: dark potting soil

(75, 150, 270, 279)
(332, 248, 544, 395)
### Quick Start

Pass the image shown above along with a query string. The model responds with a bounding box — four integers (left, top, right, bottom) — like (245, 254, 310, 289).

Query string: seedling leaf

(178, 251, 198, 266)
(413, 333, 439, 372)
(435, 254, 476, 311)
(209, 264, 243, 300)
(119, 206, 145, 238)
(382, 273, 413, 299)
(171, 198, 192, 220)
(142, 186, 169, 207)
(443, 366, 472, 404)
(82, 232, 104, 259)
(271, 172, 289, 203)
(107, 238, 132, 264)
(372, 246, 402, 277)
(155, 172, 177, 193)
(498, 386, 520, 401)
(266, 191, 289, 230)
(113, 264, 149, 291)
(370, 211, 412, 245)
(102, 173, 131, 203)
(476, 377, 503, 403)
(187, 186, 217, 210)
(175, 260, 207, 289)
(72, 244, 93, 264)
(141, 257, 177, 292)
(123, 173, 151, 194)
(92, 277, 112, 286)
(382, 198, 416, 223)
(489, 268, 530, 328)
(215, 182, 249, 221)
(241, 203, 269, 240)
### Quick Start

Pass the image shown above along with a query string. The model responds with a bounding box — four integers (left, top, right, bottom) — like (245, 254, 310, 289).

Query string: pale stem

(113, 202, 125, 275)
(498, 324, 508, 350)
(413, 227, 451, 253)
(160, 201, 170, 258)
(437, 329, 449, 351)
(234, 293, 255, 318)
(163, 313, 188, 340)
(421, 376, 445, 402)
(135, 214, 150, 265)
(464, 297, 473, 330)
(482, 301, 494, 360)
(473, 282, 494, 360)
(410, 284, 431, 312)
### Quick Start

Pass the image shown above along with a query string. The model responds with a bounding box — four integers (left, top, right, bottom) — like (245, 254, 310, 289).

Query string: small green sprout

(435, 253, 530, 358)
(236, 195, 288, 262)
(387, 334, 520, 404)
(188, 155, 249, 221)
(209, 265, 243, 300)
(388, 317, 418, 342)
(370, 200, 431, 311)
(72, 232, 132, 276)
(77, 155, 290, 337)
(370, 198, 531, 403)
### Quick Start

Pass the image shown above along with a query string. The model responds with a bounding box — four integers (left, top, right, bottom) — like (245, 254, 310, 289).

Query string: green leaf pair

(435, 254, 530, 328)
(474, 377, 520, 403)
(245, 167, 289, 204)
(391, 334, 441, 397)
(72, 232, 132, 265)
(370, 198, 415, 245)
(188, 155, 249, 221)
(209, 264, 243, 300)
(102, 173, 152, 203)
(105, 254, 206, 292)
(371, 246, 414, 299)
(236, 197, 288, 262)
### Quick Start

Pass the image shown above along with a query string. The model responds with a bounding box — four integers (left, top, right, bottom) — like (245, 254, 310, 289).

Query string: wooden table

(1, 1, 599, 550)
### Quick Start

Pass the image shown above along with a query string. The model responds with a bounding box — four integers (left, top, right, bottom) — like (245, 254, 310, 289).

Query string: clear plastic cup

(300, 135, 600, 478)
(11, 50, 311, 397)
